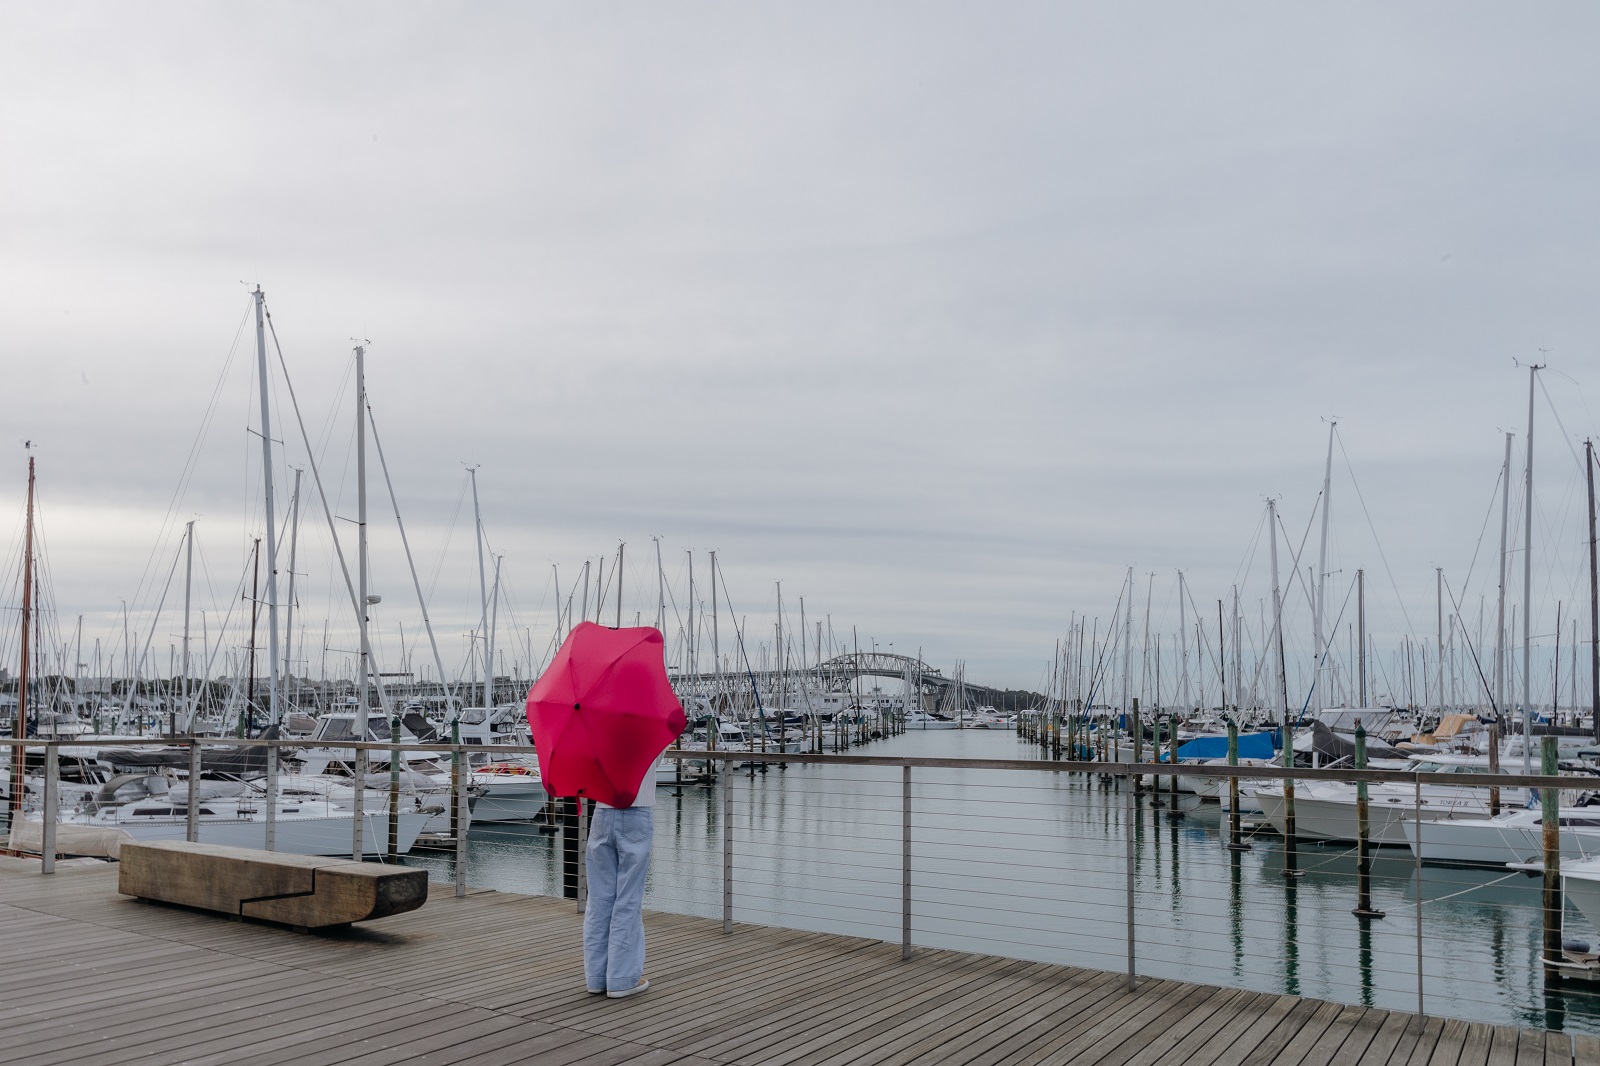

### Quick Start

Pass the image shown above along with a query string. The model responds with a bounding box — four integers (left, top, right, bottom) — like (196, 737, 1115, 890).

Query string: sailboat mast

(489, 555, 503, 700)
(1314, 421, 1335, 719)
(282, 468, 302, 709)
(1436, 568, 1445, 716)
(252, 287, 282, 728)
(615, 542, 625, 628)
(1589, 438, 1599, 742)
(1496, 431, 1512, 717)
(1523, 364, 1541, 773)
(181, 520, 193, 732)
(356, 345, 373, 722)
(654, 536, 665, 632)
(1233, 587, 1243, 714)
(1120, 567, 1133, 734)
(10, 455, 35, 817)
(469, 466, 489, 708)
(710, 551, 720, 717)
(1357, 569, 1366, 707)
(1178, 571, 1189, 713)
(1269, 498, 1290, 760)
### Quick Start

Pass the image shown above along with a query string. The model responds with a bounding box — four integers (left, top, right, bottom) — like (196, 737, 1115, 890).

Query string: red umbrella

(525, 621, 686, 808)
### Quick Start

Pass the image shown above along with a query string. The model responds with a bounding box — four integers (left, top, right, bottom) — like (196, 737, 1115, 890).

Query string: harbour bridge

(668, 651, 1009, 707)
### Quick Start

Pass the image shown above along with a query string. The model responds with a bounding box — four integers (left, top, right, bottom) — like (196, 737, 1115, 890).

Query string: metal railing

(4, 734, 1600, 1036)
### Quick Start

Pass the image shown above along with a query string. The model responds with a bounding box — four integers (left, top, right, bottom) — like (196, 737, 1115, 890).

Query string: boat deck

(0, 857, 1591, 1066)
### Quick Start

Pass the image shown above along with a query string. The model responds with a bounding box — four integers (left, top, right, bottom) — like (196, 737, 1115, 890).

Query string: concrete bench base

(118, 840, 428, 929)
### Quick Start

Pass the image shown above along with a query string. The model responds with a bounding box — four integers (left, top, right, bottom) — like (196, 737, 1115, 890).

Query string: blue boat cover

(1173, 732, 1276, 761)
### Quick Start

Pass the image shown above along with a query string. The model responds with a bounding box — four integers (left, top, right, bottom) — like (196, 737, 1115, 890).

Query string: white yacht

(1402, 806, 1600, 867)
(10, 773, 431, 858)
(1254, 757, 1527, 846)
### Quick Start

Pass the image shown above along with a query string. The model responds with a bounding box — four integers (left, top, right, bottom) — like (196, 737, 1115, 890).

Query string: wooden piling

(1167, 712, 1182, 818)
(1542, 735, 1562, 977)
(1132, 697, 1142, 793)
(1226, 719, 1249, 851)
(1352, 719, 1384, 918)
(1488, 726, 1501, 816)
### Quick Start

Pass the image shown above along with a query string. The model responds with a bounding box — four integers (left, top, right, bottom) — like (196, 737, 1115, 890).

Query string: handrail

(3, 735, 1594, 791)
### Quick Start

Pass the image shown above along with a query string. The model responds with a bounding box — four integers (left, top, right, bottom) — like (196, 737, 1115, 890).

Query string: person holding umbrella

(526, 622, 687, 1000)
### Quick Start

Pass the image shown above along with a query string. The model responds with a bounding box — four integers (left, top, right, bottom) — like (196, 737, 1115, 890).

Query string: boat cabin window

(315, 718, 358, 742)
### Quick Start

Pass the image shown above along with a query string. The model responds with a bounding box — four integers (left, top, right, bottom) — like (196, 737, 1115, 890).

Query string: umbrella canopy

(525, 621, 686, 808)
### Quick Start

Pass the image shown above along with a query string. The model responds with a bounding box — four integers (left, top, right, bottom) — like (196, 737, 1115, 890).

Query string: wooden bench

(117, 840, 428, 930)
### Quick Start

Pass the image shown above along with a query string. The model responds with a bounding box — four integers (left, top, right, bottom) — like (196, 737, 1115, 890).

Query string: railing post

(902, 764, 912, 961)
(1125, 766, 1135, 990)
(452, 723, 467, 897)
(186, 738, 201, 843)
(387, 712, 401, 860)
(264, 736, 277, 852)
(351, 744, 367, 861)
(722, 754, 733, 933)
(41, 743, 57, 875)
(577, 799, 589, 915)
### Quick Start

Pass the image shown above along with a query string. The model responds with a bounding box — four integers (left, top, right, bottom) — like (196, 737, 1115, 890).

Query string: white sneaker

(606, 978, 649, 999)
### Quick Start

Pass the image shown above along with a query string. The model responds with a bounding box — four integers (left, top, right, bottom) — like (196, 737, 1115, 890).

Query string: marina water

(403, 729, 1600, 1037)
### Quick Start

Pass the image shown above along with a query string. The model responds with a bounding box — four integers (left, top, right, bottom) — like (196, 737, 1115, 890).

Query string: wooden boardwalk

(0, 858, 1591, 1066)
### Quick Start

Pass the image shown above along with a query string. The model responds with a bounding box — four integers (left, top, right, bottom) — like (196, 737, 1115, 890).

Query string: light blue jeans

(584, 806, 653, 992)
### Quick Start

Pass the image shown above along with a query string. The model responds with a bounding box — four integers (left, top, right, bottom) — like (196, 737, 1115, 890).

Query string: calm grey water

(402, 729, 1600, 1036)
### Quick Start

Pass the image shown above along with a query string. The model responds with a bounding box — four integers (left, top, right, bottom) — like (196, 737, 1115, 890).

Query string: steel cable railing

(3, 733, 1599, 1037)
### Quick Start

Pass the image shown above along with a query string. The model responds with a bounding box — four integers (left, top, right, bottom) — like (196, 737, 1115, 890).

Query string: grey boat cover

(1309, 719, 1406, 763)
(98, 725, 281, 774)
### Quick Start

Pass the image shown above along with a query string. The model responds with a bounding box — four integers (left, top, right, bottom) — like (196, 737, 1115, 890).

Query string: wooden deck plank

(1539, 1032, 1571, 1066)
(1237, 998, 1347, 1066)
(952, 970, 1135, 1066)
(1513, 1029, 1547, 1066)
(1324, 1005, 1401, 1062)
(0, 861, 1577, 1066)
(1143, 989, 1303, 1066)
(1428, 1018, 1473, 1066)
(1568, 1033, 1600, 1066)
(1476, 1021, 1517, 1066)
(1346, 1010, 1419, 1066)
(183, 1000, 476, 1066)
(1392, 1016, 1447, 1066)
(1017, 978, 1224, 1066)
(1114, 985, 1254, 1066)
(28, 981, 405, 1065)
(726, 950, 1010, 1064)
(858, 961, 1067, 1066)
(805, 957, 1052, 1066)
(13, 968, 359, 1054)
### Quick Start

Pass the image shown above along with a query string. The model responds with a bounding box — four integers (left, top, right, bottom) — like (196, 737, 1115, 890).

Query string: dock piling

(1167, 713, 1182, 819)
(1226, 720, 1249, 852)
(1542, 735, 1562, 978)
(1352, 719, 1384, 918)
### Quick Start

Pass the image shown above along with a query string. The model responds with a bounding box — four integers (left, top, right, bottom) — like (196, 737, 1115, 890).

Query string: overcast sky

(3, 3, 1599, 700)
